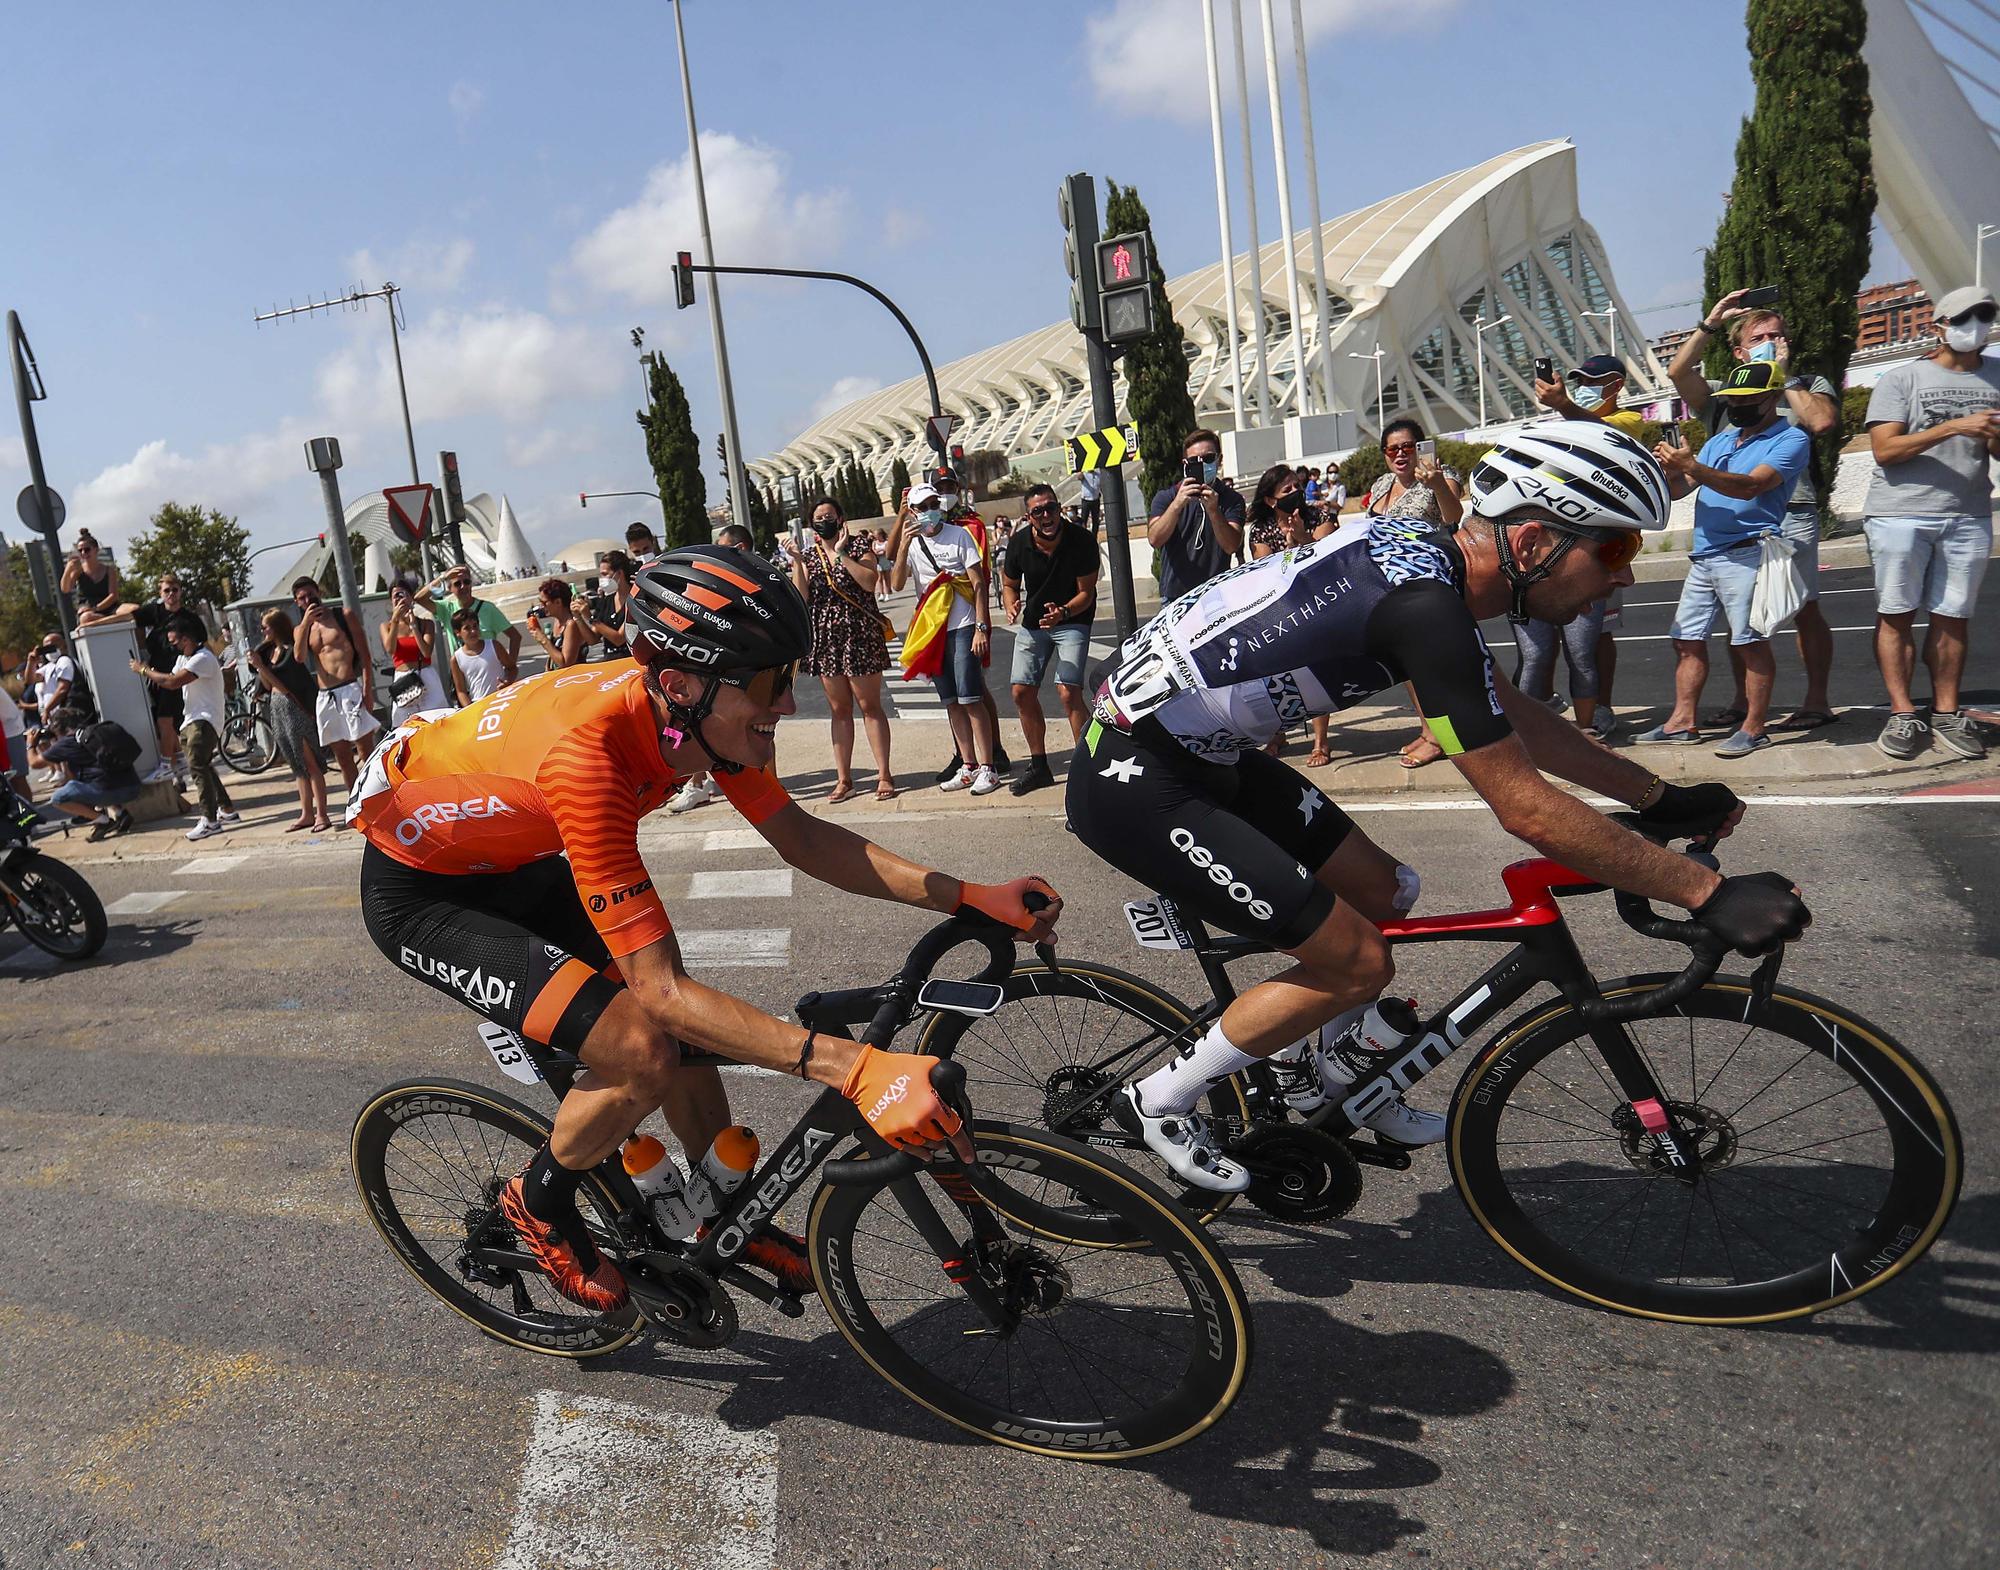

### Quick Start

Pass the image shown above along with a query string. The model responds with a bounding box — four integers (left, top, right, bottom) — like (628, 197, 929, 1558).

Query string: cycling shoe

(1114, 1085, 1251, 1194)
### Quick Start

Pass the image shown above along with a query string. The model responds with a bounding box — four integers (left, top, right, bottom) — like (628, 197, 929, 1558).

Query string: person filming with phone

(1147, 429, 1245, 602)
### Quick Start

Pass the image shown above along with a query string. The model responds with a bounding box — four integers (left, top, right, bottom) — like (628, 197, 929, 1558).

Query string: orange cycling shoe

(841, 1045, 966, 1156)
(741, 1228, 816, 1297)
(499, 1175, 630, 1313)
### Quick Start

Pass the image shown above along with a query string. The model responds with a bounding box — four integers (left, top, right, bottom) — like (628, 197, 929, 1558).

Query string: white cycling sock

(1134, 1021, 1261, 1116)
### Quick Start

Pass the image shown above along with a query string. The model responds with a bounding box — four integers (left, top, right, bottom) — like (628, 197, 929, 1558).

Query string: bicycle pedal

(1349, 1137, 1414, 1171)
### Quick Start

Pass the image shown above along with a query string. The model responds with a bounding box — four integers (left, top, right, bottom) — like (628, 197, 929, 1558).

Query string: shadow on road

(0, 916, 198, 980)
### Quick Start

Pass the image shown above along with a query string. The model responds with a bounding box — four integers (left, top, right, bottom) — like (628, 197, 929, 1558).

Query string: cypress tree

(1702, 0, 1874, 497)
(1104, 180, 1200, 507)
(637, 352, 708, 548)
(889, 456, 912, 509)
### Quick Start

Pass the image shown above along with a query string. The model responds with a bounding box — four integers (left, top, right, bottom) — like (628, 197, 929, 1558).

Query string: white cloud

(0, 434, 24, 471)
(808, 374, 883, 425)
(1086, 0, 1459, 123)
(505, 425, 601, 468)
(568, 132, 846, 306)
(316, 306, 624, 429)
(448, 80, 484, 129)
(70, 418, 322, 552)
(346, 237, 476, 294)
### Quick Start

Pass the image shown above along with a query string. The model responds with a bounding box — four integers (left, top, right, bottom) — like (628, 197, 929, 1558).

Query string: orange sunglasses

(718, 662, 797, 707)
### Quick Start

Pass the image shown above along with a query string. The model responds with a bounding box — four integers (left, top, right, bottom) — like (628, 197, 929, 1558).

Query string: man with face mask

(929, 470, 1012, 781)
(1148, 428, 1245, 602)
(889, 482, 1001, 794)
(1535, 354, 1648, 443)
(1859, 286, 2000, 759)
(1644, 361, 1810, 758)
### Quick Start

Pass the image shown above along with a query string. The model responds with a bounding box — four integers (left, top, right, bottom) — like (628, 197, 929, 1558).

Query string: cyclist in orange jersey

(352, 545, 1062, 1309)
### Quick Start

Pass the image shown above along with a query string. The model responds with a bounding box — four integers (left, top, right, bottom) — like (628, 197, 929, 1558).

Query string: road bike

(219, 686, 276, 774)
(922, 832, 1962, 1326)
(0, 776, 106, 961)
(351, 905, 1252, 1459)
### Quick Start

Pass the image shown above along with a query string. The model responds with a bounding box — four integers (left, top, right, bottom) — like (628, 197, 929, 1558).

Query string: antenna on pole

(253, 282, 423, 486)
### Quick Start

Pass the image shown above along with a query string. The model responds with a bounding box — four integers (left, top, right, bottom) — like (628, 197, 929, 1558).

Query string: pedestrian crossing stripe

(1066, 421, 1139, 474)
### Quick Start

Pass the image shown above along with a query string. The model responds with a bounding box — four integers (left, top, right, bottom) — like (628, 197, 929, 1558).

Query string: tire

(807, 1122, 1252, 1459)
(351, 1078, 642, 1357)
(917, 960, 1249, 1226)
(221, 706, 275, 775)
(3, 851, 108, 961)
(1448, 977, 1962, 1325)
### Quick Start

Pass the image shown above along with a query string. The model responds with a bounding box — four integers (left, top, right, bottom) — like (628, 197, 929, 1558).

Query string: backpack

(80, 720, 141, 774)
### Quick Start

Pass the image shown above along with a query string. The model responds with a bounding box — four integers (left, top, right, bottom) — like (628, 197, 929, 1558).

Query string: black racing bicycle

(351, 906, 1252, 1459)
(921, 831, 1962, 1326)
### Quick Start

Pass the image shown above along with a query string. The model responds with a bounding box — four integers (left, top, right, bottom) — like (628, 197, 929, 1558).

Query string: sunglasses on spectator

(1383, 442, 1418, 456)
(718, 661, 796, 708)
(1951, 304, 1997, 325)
(1028, 503, 1060, 517)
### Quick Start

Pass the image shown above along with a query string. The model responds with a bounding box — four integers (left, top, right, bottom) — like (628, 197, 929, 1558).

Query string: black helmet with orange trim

(626, 545, 809, 675)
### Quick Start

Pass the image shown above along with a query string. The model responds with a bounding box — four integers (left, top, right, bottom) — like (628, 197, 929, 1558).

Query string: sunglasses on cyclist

(717, 661, 797, 708)
(1554, 526, 1643, 571)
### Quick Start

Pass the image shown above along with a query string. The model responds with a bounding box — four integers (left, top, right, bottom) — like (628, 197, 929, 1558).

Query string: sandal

(311, 819, 333, 833)
(1774, 708, 1837, 732)
(1704, 706, 1746, 730)
(1305, 747, 1332, 768)
(827, 781, 856, 804)
(1399, 737, 1443, 769)
(873, 780, 899, 801)
(284, 816, 314, 833)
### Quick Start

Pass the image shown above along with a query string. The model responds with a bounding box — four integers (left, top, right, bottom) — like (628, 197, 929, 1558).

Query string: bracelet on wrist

(796, 1031, 817, 1079)
(1637, 776, 1665, 810)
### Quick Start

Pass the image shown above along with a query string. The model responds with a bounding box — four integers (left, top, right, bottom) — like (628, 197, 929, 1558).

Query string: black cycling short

(360, 843, 627, 1055)
(1065, 716, 1354, 949)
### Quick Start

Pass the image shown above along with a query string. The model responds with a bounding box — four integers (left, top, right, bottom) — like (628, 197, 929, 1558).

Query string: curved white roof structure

(753, 140, 1666, 488)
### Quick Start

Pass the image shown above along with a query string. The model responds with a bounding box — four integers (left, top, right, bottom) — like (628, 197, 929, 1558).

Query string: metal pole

(1376, 353, 1384, 432)
(1258, 0, 1308, 417)
(1228, 0, 1271, 422)
(315, 466, 366, 631)
(1201, 0, 1245, 424)
(1476, 319, 1487, 431)
(384, 286, 421, 485)
(672, 0, 753, 538)
(7, 311, 71, 643)
(1289, 0, 1334, 415)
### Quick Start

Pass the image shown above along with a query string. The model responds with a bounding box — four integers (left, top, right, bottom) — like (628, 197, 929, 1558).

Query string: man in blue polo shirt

(1639, 360, 1810, 758)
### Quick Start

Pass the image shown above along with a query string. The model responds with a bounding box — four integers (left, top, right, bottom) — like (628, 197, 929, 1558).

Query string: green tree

(1104, 180, 1200, 506)
(0, 543, 51, 660)
(127, 502, 251, 607)
(888, 456, 912, 509)
(1702, 0, 1874, 498)
(638, 351, 708, 548)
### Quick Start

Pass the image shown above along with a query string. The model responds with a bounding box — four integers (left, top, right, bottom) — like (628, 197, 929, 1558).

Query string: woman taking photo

(380, 581, 446, 726)
(1366, 419, 1466, 768)
(525, 577, 588, 669)
(791, 496, 896, 802)
(250, 607, 331, 833)
(1246, 464, 1335, 768)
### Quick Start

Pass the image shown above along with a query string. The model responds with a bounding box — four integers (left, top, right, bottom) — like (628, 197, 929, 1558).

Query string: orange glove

(841, 1047, 967, 1156)
(958, 875, 1062, 939)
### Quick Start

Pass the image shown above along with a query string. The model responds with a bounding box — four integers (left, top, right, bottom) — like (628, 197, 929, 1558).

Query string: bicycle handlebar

(1579, 817, 1737, 1024)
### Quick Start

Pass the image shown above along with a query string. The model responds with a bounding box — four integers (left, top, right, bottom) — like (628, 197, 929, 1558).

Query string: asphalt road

(1, 789, 1994, 1568)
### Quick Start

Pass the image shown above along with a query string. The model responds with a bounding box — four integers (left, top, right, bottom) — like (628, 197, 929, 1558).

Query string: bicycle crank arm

(1348, 1136, 1413, 1172)
(716, 1262, 805, 1318)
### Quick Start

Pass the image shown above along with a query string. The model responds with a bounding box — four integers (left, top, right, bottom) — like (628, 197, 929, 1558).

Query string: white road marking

(676, 928, 792, 968)
(104, 891, 187, 915)
(173, 855, 248, 875)
(700, 829, 769, 853)
(0, 944, 61, 972)
(497, 1390, 777, 1570)
(1342, 793, 2000, 813)
(688, 869, 793, 900)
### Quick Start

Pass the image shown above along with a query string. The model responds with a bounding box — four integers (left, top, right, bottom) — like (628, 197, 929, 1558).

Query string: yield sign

(924, 412, 959, 454)
(383, 483, 434, 546)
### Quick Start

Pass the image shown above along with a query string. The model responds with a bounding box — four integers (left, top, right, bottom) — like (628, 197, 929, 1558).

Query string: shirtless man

(291, 576, 379, 790)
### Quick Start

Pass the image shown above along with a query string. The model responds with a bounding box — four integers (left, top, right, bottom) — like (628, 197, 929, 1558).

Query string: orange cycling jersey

(350, 661, 791, 956)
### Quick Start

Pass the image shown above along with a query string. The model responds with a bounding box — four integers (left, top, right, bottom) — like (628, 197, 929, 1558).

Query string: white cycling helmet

(1465, 419, 1671, 620)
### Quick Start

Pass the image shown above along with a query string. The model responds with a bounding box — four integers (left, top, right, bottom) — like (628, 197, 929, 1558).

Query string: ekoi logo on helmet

(640, 627, 723, 666)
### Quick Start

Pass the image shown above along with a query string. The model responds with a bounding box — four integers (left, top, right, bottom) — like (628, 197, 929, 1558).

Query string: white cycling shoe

(1274, 1037, 1448, 1146)
(1115, 1085, 1252, 1194)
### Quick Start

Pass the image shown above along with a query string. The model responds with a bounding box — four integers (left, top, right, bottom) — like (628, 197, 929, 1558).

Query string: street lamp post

(1348, 347, 1386, 436)
(1978, 223, 2000, 290)
(1473, 313, 1512, 431)
(1582, 305, 1619, 361)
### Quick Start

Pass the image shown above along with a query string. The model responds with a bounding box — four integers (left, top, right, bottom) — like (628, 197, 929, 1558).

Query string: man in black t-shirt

(131, 573, 190, 784)
(1000, 484, 1100, 795)
(1146, 427, 1245, 601)
(28, 706, 141, 841)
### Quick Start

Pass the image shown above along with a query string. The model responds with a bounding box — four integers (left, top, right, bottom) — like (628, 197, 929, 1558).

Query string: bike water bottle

(1339, 997, 1420, 1059)
(1282, 998, 1420, 1112)
(685, 1125, 760, 1225)
(621, 1133, 700, 1241)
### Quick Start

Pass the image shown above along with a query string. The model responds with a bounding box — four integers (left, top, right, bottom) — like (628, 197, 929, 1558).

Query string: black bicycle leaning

(0, 777, 106, 961)
(922, 829, 1962, 1326)
(219, 685, 275, 775)
(351, 905, 1252, 1459)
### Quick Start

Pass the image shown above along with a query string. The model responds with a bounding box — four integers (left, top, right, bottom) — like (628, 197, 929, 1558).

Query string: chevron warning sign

(1065, 421, 1140, 474)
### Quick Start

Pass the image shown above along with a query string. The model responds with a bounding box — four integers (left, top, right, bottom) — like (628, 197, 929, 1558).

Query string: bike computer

(917, 979, 1006, 1016)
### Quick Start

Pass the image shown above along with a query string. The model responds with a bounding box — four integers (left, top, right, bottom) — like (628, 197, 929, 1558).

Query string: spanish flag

(897, 571, 975, 681)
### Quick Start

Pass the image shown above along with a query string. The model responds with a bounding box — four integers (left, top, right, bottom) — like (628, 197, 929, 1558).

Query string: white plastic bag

(1750, 534, 1804, 637)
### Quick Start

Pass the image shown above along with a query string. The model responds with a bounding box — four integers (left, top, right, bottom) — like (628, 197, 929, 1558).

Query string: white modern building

(752, 140, 1668, 492)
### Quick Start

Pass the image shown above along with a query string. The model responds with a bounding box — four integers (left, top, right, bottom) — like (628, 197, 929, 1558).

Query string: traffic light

(1057, 173, 1102, 336)
(1096, 232, 1154, 344)
(674, 252, 696, 310)
(579, 492, 589, 508)
(439, 449, 466, 525)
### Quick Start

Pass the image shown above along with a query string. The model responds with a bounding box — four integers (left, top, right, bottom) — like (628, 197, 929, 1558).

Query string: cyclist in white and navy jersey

(1069, 421, 1812, 1191)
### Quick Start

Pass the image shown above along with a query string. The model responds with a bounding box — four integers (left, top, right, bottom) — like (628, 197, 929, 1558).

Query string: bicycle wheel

(917, 960, 1249, 1226)
(3, 851, 108, 961)
(808, 1122, 1252, 1459)
(351, 1078, 641, 1357)
(1448, 977, 1962, 1324)
(221, 706, 275, 774)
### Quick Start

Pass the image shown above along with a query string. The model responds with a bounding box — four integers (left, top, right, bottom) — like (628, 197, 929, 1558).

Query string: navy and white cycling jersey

(1102, 514, 1513, 762)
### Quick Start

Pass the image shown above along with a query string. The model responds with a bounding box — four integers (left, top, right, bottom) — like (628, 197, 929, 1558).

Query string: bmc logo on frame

(1167, 828, 1275, 922)
(394, 795, 515, 845)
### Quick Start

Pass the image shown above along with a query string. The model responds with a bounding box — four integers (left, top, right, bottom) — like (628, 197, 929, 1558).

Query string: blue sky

(0, 0, 1914, 571)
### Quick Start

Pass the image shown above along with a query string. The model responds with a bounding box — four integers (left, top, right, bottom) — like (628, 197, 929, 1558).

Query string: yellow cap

(710, 1126, 760, 1174)
(621, 1133, 667, 1174)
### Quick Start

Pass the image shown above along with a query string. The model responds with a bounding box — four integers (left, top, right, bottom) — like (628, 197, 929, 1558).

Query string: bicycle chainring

(1229, 1121, 1365, 1222)
(624, 1253, 739, 1348)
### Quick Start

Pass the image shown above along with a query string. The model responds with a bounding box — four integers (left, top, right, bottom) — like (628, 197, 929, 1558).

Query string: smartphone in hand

(1534, 356, 1554, 383)
(1182, 456, 1205, 484)
(1416, 439, 1436, 460)
(1738, 285, 1781, 309)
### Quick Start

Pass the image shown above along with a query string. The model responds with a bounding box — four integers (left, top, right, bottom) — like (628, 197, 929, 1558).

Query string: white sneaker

(968, 765, 1000, 796)
(215, 810, 242, 826)
(1114, 1086, 1251, 1193)
(938, 765, 976, 793)
(185, 817, 220, 841)
(144, 759, 176, 784)
(668, 778, 715, 814)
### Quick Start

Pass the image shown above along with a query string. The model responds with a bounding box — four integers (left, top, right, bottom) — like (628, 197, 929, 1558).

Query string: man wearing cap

(1859, 284, 2000, 762)
(1669, 293, 1842, 731)
(1641, 361, 1810, 759)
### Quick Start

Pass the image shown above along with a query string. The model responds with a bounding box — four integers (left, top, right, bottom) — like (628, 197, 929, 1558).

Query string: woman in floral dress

(790, 497, 896, 801)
